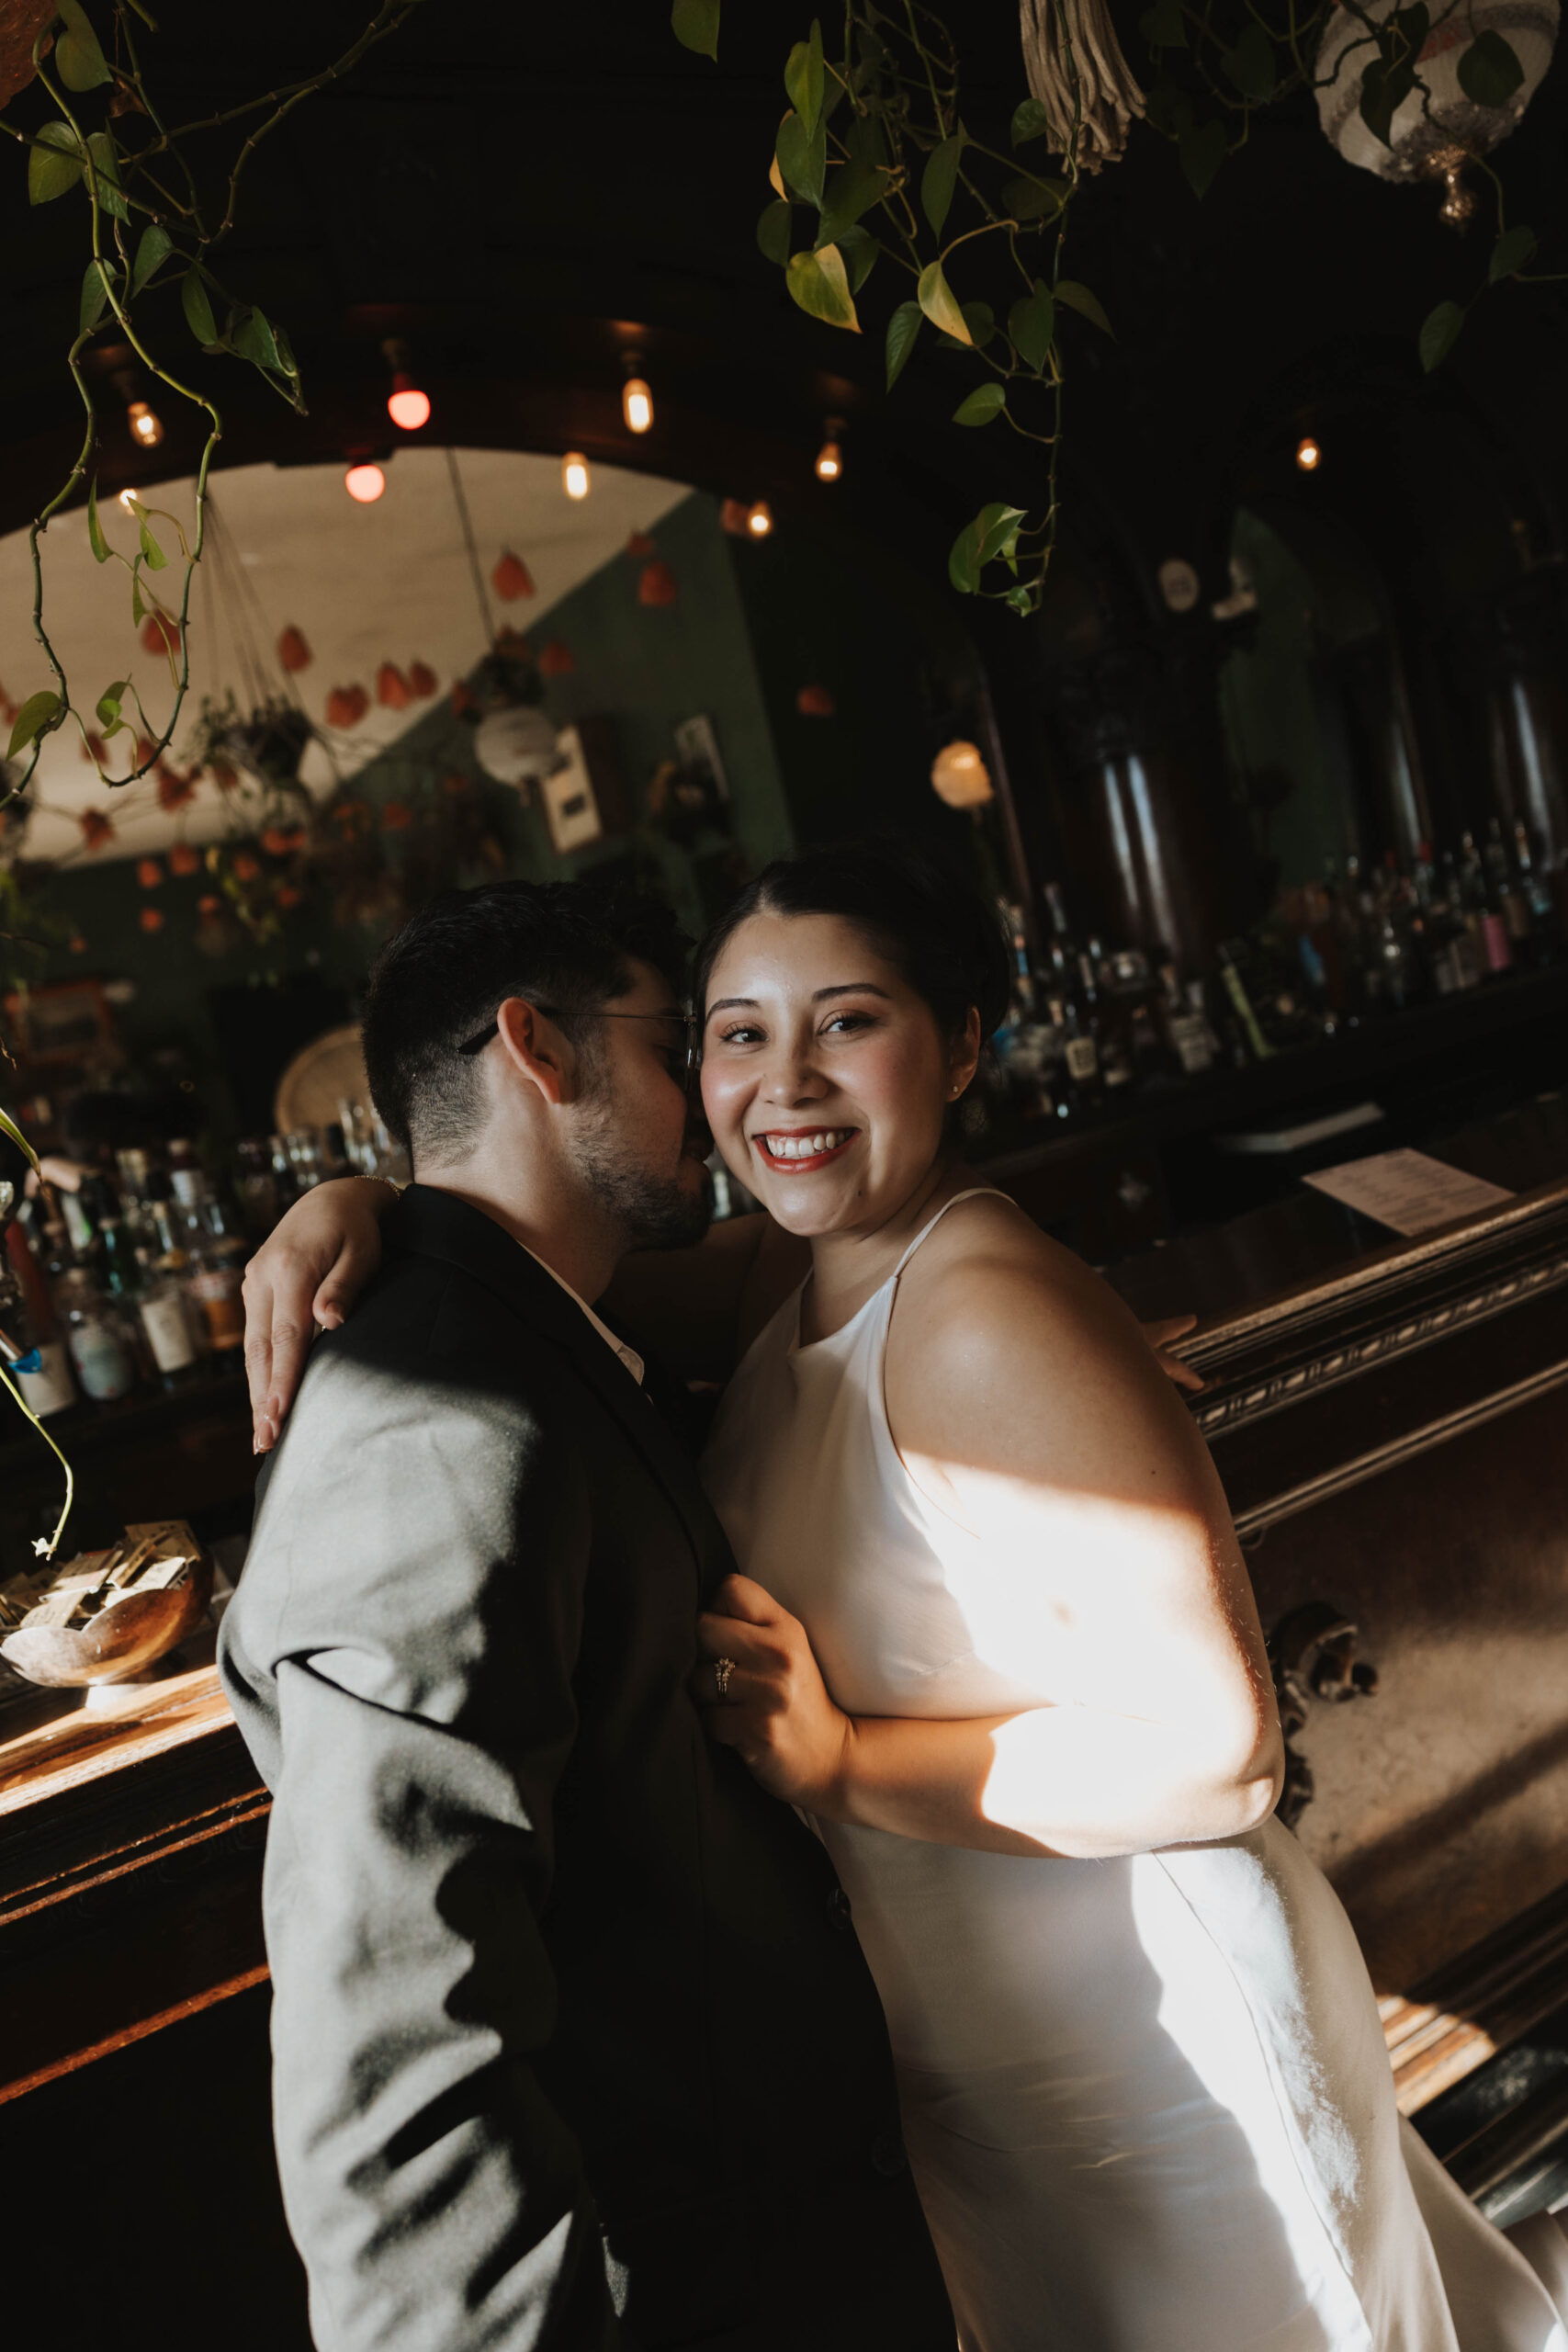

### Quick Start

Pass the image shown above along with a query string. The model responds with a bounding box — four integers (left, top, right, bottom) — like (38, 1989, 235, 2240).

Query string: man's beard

(571, 1090, 713, 1251)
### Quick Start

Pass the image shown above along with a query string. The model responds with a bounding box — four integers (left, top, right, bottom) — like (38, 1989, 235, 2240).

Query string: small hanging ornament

(795, 683, 836, 717)
(472, 705, 558, 787)
(277, 625, 312, 673)
(231, 852, 262, 884)
(169, 842, 200, 876)
(325, 684, 370, 729)
(155, 763, 197, 812)
(492, 551, 536, 601)
(79, 809, 114, 852)
(139, 905, 164, 934)
(197, 894, 221, 918)
(719, 498, 751, 536)
(381, 800, 413, 831)
(276, 883, 303, 911)
(538, 639, 575, 677)
(377, 662, 412, 710)
(626, 529, 657, 559)
(451, 679, 476, 717)
(136, 856, 164, 889)
(407, 659, 438, 697)
(637, 559, 679, 607)
(141, 612, 181, 658)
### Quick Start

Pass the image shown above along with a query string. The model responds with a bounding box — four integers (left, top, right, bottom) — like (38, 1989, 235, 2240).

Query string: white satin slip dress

(700, 1190, 1568, 2352)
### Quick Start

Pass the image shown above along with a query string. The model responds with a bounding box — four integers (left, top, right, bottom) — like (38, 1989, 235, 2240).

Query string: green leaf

(1144, 82, 1192, 137)
(86, 477, 109, 563)
(1139, 0, 1187, 50)
(1010, 96, 1051, 147)
(1359, 55, 1415, 147)
(784, 18, 826, 141)
(953, 381, 1007, 427)
(7, 691, 61, 760)
(1459, 29, 1524, 107)
(181, 267, 218, 346)
(917, 258, 970, 343)
(1000, 172, 1067, 222)
(130, 222, 173, 296)
(55, 0, 112, 89)
(130, 571, 145, 626)
(949, 501, 1027, 594)
(78, 257, 114, 336)
(139, 518, 167, 570)
(784, 243, 861, 332)
(1009, 277, 1055, 371)
(921, 130, 965, 239)
(836, 222, 879, 294)
(1005, 583, 1035, 615)
(233, 306, 281, 371)
(776, 107, 828, 208)
(85, 130, 128, 220)
(1490, 223, 1538, 282)
(1056, 278, 1112, 335)
(1419, 299, 1465, 373)
(0, 1105, 39, 1174)
(757, 199, 793, 263)
(671, 0, 719, 60)
(96, 679, 127, 727)
(818, 154, 886, 245)
(886, 298, 923, 390)
(1221, 22, 1276, 101)
(28, 121, 82, 206)
(1178, 118, 1227, 196)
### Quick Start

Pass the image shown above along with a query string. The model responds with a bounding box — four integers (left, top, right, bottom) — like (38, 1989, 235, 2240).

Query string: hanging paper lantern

(1316, 0, 1560, 220)
(377, 662, 412, 710)
(637, 560, 679, 607)
(325, 684, 370, 729)
(277, 626, 312, 673)
(141, 612, 181, 657)
(136, 856, 164, 889)
(407, 659, 437, 697)
(473, 703, 559, 786)
(79, 809, 115, 851)
(139, 905, 164, 933)
(381, 800, 412, 831)
(493, 551, 536, 601)
(795, 683, 836, 717)
(538, 639, 575, 677)
(169, 841, 200, 876)
(930, 740, 995, 809)
(626, 529, 657, 559)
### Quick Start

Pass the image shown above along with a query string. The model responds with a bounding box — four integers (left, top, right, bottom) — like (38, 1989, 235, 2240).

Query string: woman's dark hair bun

(695, 834, 1012, 1041)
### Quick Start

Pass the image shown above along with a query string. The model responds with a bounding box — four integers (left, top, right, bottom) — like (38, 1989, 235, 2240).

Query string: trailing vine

(673, 0, 1562, 613)
(0, 0, 426, 805)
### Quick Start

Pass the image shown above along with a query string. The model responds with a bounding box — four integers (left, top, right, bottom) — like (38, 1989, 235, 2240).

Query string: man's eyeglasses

(457, 1004, 701, 1084)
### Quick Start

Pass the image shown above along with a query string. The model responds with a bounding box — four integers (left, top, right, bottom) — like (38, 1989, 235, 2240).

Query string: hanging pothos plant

(0, 0, 426, 802)
(672, 0, 1562, 615)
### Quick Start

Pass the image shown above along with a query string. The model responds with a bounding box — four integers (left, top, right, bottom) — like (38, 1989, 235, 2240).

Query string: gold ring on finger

(714, 1656, 736, 1702)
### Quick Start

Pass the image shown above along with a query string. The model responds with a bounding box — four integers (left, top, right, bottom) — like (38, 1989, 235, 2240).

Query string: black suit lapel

(384, 1186, 728, 1589)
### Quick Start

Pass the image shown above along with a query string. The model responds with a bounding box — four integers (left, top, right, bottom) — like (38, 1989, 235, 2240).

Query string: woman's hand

(1140, 1314, 1204, 1392)
(243, 1177, 394, 1453)
(693, 1573, 853, 1812)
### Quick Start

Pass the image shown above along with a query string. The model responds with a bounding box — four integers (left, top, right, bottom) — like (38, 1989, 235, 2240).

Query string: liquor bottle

(1084, 943, 1135, 1094)
(2, 1227, 77, 1416)
(1053, 968, 1102, 1112)
(186, 1193, 248, 1358)
(1512, 820, 1559, 959)
(1216, 945, 1275, 1061)
(53, 1264, 139, 1403)
(1465, 827, 1514, 978)
(232, 1137, 280, 1238)
(1158, 964, 1218, 1077)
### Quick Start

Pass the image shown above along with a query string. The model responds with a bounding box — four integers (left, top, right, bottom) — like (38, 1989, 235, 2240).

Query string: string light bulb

(562, 450, 591, 501)
(622, 377, 653, 435)
(814, 438, 843, 482)
(746, 500, 773, 537)
(126, 400, 164, 448)
(344, 462, 387, 503)
(387, 376, 431, 432)
(1296, 435, 1322, 473)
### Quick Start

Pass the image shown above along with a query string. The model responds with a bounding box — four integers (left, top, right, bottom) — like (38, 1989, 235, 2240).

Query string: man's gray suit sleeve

(225, 1351, 620, 2350)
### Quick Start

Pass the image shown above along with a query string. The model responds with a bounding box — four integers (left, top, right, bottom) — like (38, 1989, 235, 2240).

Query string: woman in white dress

(245, 843, 1568, 2351)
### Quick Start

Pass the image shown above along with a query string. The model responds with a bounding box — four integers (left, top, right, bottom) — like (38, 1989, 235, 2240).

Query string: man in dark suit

(220, 881, 952, 2350)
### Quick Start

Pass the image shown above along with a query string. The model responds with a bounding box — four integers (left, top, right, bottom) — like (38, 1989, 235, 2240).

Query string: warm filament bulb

(746, 500, 773, 537)
(814, 438, 842, 482)
(562, 451, 591, 500)
(387, 379, 431, 431)
(344, 463, 386, 503)
(127, 401, 163, 448)
(1296, 435, 1321, 473)
(622, 378, 653, 435)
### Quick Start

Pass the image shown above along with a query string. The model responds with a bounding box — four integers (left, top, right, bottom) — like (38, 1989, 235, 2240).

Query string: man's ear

(493, 997, 573, 1106)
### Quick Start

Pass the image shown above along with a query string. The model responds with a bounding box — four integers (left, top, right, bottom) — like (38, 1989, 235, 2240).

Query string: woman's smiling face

(700, 910, 978, 1237)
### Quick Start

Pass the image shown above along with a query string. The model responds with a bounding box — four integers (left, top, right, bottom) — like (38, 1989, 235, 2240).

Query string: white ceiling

(0, 447, 692, 865)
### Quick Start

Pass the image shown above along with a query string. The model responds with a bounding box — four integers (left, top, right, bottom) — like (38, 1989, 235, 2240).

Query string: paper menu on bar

(1302, 1148, 1514, 1238)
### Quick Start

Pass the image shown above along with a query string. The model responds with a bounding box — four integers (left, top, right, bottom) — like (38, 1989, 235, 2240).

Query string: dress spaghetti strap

(889, 1186, 1002, 1283)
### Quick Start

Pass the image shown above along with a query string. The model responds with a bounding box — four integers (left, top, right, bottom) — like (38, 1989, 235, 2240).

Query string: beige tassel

(1019, 0, 1146, 171)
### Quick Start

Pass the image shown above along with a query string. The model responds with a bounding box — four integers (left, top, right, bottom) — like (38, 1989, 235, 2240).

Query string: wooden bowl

(0, 1552, 214, 1688)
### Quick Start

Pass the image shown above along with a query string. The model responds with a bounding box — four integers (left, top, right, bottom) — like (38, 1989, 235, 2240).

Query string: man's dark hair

(362, 879, 690, 1166)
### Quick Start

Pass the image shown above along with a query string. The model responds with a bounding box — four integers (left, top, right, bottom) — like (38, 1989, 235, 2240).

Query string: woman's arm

(243, 1177, 395, 1451)
(695, 1238, 1279, 1860)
